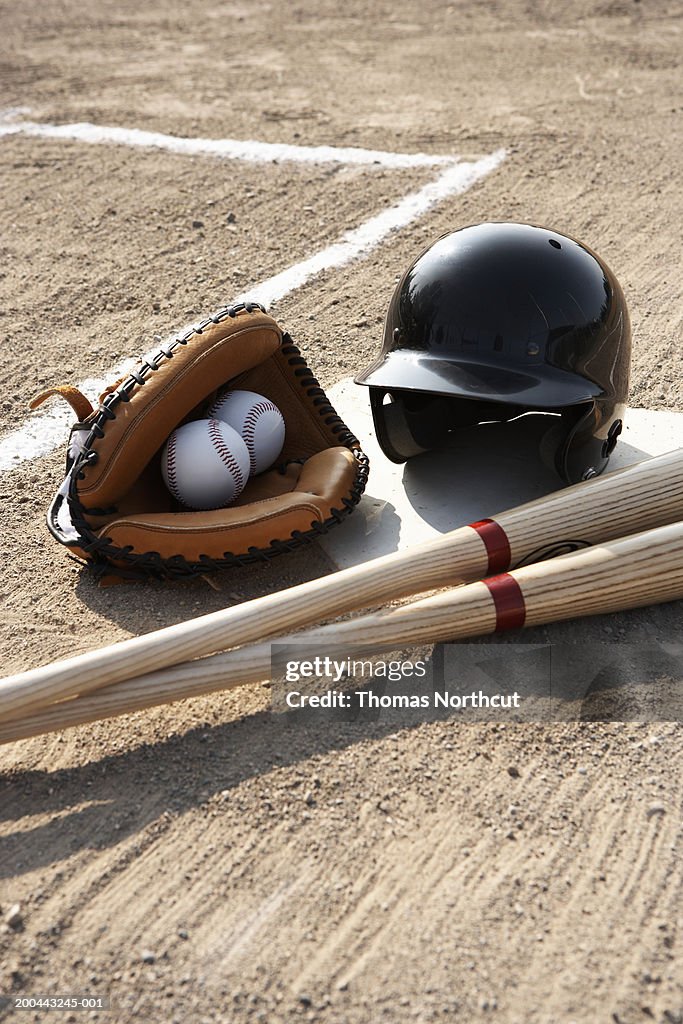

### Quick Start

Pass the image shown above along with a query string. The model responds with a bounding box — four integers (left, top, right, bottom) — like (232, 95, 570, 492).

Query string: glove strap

(30, 386, 94, 422)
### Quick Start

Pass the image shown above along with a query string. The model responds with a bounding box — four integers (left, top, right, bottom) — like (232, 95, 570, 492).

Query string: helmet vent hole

(549, 238, 562, 249)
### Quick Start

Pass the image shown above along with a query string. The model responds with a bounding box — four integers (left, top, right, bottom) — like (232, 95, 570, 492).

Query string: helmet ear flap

(539, 417, 570, 477)
(543, 404, 619, 484)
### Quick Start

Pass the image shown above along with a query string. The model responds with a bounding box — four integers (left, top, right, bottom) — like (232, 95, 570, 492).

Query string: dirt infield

(1, 1, 682, 1022)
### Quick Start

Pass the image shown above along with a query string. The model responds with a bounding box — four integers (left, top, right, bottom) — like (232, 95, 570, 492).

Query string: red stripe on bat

(483, 574, 526, 631)
(469, 519, 511, 574)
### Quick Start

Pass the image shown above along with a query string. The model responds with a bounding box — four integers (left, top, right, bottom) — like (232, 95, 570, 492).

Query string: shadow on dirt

(1, 622, 680, 879)
(69, 540, 338, 635)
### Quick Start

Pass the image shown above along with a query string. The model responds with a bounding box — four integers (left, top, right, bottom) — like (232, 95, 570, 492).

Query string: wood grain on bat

(1, 448, 682, 723)
(3, 520, 682, 743)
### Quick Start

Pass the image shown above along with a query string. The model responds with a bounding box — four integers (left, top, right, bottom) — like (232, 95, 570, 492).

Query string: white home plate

(320, 378, 683, 570)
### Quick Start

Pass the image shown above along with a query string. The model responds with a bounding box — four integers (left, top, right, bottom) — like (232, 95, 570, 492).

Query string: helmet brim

(355, 351, 604, 408)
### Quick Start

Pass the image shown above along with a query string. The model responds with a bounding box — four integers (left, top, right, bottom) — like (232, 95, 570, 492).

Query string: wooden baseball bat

(2, 520, 683, 743)
(1, 447, 683, 724)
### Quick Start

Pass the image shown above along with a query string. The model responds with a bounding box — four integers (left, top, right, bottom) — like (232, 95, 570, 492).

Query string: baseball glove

(33, 302, 369, 581)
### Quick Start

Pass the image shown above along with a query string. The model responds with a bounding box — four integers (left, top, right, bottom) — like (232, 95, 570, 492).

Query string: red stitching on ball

(208, 393, 233, 419)
(165, 432, 183, 504)
(242, 401, 277, 473)
(208, 418, 245, 492)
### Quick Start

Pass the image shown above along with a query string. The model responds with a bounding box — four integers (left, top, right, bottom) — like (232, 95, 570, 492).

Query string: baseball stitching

(242, 401, 278, 473)
(208, 418, 246, 493)
(165, 432, 184, 504)
(210, 393, 279, 474)
(209, 393, 239, 420)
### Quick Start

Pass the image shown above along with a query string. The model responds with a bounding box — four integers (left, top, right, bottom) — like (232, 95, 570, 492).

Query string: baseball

(161, 419, 250, 510)
(208, 389, 286, 476)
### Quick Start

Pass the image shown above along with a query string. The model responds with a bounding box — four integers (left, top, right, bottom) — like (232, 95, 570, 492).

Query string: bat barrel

(314, 521, 683, 649)
(501, 446, 683, 565)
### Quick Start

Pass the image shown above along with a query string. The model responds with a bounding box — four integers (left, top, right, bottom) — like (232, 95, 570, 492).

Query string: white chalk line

(0, 135, 505, 472)
(0, 114, 457, 170)
(236, 151, 506, 307)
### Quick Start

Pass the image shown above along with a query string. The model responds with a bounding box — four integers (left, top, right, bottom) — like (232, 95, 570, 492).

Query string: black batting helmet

(356, 222, 631, 484)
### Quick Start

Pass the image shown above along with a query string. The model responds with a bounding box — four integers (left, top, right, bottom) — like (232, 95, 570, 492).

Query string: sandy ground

(0, 0, 682, 1021)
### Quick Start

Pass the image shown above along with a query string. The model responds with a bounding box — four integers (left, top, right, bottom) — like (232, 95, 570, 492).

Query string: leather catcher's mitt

(34, 302, 369, 581)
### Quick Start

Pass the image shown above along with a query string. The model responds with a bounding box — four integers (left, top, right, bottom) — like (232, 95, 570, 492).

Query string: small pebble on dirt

(5, 904, 23, 929)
